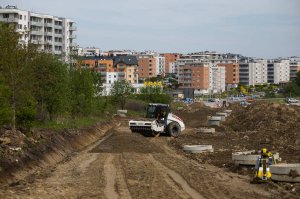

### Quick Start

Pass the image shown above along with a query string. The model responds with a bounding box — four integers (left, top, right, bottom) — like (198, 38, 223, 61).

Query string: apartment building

(161, 53, 181, 74)
(238, 58, 268, 86)
(79, 56, 138, 84)
(155, 56, 165, 76)
(0, 5, 76, 58)
(217, 63, 239, 89)
(209, 64, 226, 93)
(289, 57, 300, 80)
(267, 59, 290, 84)
(178, 62, 210, 94)
(114, 56, 139, 84)
(77, 47, 100, 56)
(138, 57, 156, 79)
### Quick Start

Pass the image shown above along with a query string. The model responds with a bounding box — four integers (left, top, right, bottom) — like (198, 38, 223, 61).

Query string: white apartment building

(106, 72, 119, 84)
(78, 47, 100, 56)
(0, 5, 76, 59)
(267, 59, 290, 84)
(155, 56, 165, 76)
(289, 57, 300, 80)
(102, 83, 144, 96)
(239, 59, 268, 86)
(169, 62, 176, 74)
(209, 64, 226, 93)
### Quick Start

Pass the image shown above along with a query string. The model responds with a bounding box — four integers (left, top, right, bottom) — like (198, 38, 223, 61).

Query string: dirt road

(0, 125, 294, 199)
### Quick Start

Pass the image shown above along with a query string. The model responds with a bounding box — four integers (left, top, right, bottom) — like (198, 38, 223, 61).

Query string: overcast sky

(2, 0, 300, 58)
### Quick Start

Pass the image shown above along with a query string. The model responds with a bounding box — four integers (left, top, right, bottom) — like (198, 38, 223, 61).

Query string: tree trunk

(12, 84, 16, 133)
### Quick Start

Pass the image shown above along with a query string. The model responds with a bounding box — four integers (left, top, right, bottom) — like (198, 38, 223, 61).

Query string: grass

(33, 115, 110, 130)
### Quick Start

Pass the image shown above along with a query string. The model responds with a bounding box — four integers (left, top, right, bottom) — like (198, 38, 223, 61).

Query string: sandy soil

(0, 122, 296, 199)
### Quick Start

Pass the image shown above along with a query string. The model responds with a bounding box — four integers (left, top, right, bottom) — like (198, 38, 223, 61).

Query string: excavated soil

(0, 101, 299, 198)
(0, 125, 296, 199)
(171, 101, 300, 196)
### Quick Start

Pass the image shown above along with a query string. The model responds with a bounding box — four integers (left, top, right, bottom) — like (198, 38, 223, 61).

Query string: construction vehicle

(129, 103, 185, 137)
(253, 148, 276, 182)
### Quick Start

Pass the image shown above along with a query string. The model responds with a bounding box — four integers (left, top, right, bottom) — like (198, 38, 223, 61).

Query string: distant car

(183, 98, 193, 103)
(286, 98, 299, 103)
(230, 97, 241, 102)
(208, 98, 220, 102)
(240, 101, 251, 106)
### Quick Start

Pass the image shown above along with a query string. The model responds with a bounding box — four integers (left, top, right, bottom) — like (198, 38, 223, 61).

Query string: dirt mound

(173, 106, 221, 128)
(224, 102, 300, 155)
(225, 102, 300, 133)
(188, 102, 204, 109)
(0, 121, 114, 184)
(169, 101, 300, 190)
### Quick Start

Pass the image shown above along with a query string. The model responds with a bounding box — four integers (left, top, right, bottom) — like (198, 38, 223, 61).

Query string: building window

(3, 13, 9, 18)
(19, 15, 22, 20)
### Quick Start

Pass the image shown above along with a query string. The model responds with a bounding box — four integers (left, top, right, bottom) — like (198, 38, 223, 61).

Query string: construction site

(0, 101, 299, 198)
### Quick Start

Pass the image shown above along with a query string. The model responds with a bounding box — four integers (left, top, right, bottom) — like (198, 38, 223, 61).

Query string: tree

(0, 23, 38, 132)
(296, 71, 300, 87)
(32, 53, 70, 121)
(69, 68, 95, 115)
(282, 72, 300, 97)
(111, 80, 133, 109)
(0, 74, 12, 125)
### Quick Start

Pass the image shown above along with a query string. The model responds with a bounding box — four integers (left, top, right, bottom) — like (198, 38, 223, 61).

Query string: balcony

(1, 18, 19, 23)
(54, 25, 63, 29)
(54, 41, 63, 46)
(30, 21, 43, 26)
(30, 30, 44, 35)
(44, 31, 53, 36)
(69, 42, 77, 47)
(44, 22, 53, 27)
(69, 34, 76, 39)
(54, 33, 63, 37)
(31, 40, 44, 45)
(69, 26, 77, 31)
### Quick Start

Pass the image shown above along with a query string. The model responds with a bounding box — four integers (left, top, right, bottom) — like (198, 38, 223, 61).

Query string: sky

(1, 0, 300, 58)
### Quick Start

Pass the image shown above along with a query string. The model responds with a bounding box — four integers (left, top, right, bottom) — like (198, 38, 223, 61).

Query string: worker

(222, 100, 227, 108)
(254, 148, 276, 182)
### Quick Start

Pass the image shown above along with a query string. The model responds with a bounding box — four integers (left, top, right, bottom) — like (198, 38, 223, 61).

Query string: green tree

(111, 80, 133, 109)
(0, 23, 38, 132)
(296, 71, 300, 87)
(0, 74, 12, 125)
(69, 68, 95, 115)
(32, 53, 70, 121)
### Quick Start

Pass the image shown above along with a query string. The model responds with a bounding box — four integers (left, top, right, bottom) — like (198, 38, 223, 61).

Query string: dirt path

(0, 125, 293, 199)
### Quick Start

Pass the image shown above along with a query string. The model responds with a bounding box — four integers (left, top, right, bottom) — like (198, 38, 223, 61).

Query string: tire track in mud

(147, 154, 204, 199)
(103, 154, 132, 199)
(149, 138, 228, 198)
(104, 155, 119, 199)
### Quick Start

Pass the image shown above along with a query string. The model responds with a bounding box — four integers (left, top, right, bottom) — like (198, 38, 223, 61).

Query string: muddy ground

(0, 101, 299, 198)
